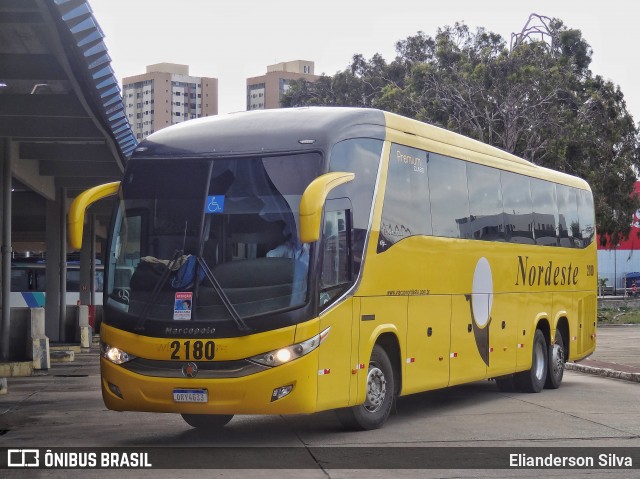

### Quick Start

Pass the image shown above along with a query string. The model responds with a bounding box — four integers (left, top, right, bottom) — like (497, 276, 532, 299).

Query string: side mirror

(299, 172, 354, 243)
(68, 181, 120, 250)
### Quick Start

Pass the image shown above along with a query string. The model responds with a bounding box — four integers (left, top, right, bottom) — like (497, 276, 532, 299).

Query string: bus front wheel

(515, 329, 548, 393)
(336, 345, 394, 430)
(181, 413, 233, 429)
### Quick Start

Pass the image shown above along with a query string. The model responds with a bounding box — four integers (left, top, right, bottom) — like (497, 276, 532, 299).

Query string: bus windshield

(106, 153, 323, 328)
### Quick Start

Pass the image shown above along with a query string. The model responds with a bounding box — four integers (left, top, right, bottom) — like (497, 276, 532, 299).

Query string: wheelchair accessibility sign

(205, 195, 224, 214)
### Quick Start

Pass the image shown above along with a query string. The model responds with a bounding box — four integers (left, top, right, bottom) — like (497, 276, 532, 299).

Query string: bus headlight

(249, 327, 330, 367)
(101, 342, 136, 365)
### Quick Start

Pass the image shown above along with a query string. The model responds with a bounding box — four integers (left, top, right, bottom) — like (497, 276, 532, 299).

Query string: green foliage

(282, 15, 640, 246)
(598, 307, 640, 324)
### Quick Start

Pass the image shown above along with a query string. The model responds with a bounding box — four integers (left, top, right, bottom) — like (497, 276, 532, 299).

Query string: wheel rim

(533, 341, 546, 381)
(364, 366, 386, 413)
(550, 342, 564, 378)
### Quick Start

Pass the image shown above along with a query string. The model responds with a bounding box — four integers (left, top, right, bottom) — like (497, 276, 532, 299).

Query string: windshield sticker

(205, 195, 225, 214)
(174, 292, 193, 320)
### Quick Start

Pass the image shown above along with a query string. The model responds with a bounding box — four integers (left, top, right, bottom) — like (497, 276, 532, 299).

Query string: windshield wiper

(134, 250, 183, 331)
(132, 252, 251, 334)
(196, 257, 252, 333)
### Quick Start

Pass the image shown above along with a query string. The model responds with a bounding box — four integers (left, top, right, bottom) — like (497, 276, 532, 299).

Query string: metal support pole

(90, 214, 96, 307)
(45, 196, 61, 341)
(614, 249, 617, 295)
(1, 139, 13, 360)
(59, 187, 67, 342)
(80, 215, 91, 306)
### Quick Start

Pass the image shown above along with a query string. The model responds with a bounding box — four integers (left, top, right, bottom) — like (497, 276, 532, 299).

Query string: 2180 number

(170, 340, 215, 360)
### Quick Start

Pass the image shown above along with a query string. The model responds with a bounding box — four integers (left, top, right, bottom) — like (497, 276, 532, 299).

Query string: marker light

(249, 327, 330, 367)
(271, 385, 293, 402)
(100, 342, 136, 365)
(107, 382, 124, 399)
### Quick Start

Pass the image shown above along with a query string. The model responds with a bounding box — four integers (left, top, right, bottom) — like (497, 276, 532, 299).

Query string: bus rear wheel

(515, 329, 548, 393)
(545, 329, 565, 389)
(181, 413, 233, 429)
(336, 345, 394, 430)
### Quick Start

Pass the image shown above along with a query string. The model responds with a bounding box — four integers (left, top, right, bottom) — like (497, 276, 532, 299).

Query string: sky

(88, 0, 640, 121)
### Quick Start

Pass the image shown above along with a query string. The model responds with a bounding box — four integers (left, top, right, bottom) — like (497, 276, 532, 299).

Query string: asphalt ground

(0, 325, 637, 477)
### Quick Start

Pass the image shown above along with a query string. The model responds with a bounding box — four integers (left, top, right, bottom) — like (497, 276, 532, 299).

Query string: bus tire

(181, 413, 233, 429)
(515, 329, 548, 393)
(336, 345, 394, 430)
(545, 329, 565, 389)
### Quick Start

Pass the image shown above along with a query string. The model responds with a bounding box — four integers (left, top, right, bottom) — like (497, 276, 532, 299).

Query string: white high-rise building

(123, 63, 218, 141)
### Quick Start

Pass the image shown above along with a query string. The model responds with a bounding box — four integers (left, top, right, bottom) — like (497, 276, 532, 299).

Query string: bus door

(576, 291, 597, 358)
(316, 201, 359, 410)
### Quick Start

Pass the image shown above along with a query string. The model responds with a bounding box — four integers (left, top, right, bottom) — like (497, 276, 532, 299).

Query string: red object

(598, 181, 640, 250)
(88, 304, 95, 328)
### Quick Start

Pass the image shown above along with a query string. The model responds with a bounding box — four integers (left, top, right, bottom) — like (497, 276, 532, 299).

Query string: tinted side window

(329, 138, 383, 270)
(66, 270, 80, 292)
(501, 171, 534, 244)
(378, 144, 430, 252)
(35, 270, 46, 291)
(428, 153, 470, 239)
(11, 269, 30, 291)
(329, 138, 382, 231)
(557, 185, 579, 248)
(466, 163, 504, 241)
(530, 178, 559, 246)
(577, 189, 595, 248)
(320, 207, 352, 308)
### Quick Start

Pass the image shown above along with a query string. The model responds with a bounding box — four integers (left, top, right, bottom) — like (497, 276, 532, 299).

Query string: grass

(598, 307, 640, 324)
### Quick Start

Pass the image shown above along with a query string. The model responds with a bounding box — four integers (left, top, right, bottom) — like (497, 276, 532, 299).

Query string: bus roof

(133, 107, 589, 190)
(383, 111, 590, 191)
(133, 107, 386, 159)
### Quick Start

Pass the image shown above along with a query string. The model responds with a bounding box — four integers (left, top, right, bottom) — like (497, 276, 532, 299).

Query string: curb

(566, 362, 640, 383)
(0, 361, 33, 377)
(50, 350, 75, 363)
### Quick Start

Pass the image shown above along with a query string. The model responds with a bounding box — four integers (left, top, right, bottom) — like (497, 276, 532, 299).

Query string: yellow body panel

(404, 295, 451, 394)
(101, 352, 319, 415)
(316, 299, 357, 410)
(357, 233, 597, 391)
(101, 323, 297, 362)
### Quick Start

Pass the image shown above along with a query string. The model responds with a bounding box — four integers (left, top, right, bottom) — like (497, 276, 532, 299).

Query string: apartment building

(246, 60, 319, 110)
(123, 63, 218, 140)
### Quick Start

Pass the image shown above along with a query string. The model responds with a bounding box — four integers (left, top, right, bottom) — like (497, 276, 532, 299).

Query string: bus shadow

(119, 375, 584, 447)
(120, 380, 520, 446)
(394, 380, 501, 416)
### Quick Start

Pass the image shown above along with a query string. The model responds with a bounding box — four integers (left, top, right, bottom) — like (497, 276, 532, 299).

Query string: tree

(282, 15, 640, 245)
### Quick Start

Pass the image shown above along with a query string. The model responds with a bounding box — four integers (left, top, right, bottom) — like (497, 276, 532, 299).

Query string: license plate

(173, 388, 208, 403)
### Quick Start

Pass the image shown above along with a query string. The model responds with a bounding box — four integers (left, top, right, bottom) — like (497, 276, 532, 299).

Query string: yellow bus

(69, 107, 597, 430)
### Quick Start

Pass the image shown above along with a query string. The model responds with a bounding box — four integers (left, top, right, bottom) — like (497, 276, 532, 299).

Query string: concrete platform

(567, 324, 640, 382)
(0, 361, 33, 377)
(50, 350, 75, 363)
